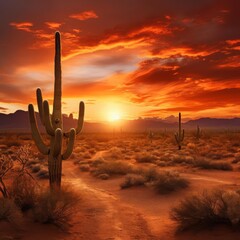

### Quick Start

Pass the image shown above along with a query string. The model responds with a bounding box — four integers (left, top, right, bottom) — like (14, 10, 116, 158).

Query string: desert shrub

(90, 157, 105, 167)
(36, 169, 49, 179)
(135, 153, 157, 163)
(31, 164, 41, 173)
(210, 161, 233, 171)
(0, 198, 23, 228)
(186, 143, 196, 149)
(206, 152, 223, 160)
(0, 154, 14, 198)
(103, 147, 123, 160)
(232, 153, 240, 164)
(140, 168, 159, 182)
(156, 160, 169, 167)
(26, 158, 40, 166)
(79, 160, 92, 165)
(171, 189, 240, 231)
(83, 152, 91, 159)
(120, 174, 146, 189)
(33, 187, 78, 230)
(194, 158, 232, 171)
(151, 171, 189, 194)
(121, 168, 188, 194)
(89, 149, 96, 155)
(170, 155, 193, 165)
(93, 161, 132, 177)
(10, 174, 38, 211)
(159, 153, 172, 162)
(73, 159, 81, 165)
(79, 164, 90, 172)
(97, 173, 109, 180)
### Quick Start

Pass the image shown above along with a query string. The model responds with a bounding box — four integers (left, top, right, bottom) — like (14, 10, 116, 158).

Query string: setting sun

(108, 112, 121, 122)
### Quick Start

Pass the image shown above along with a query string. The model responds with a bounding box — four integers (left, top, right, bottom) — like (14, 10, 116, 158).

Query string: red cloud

(9, 22, 33, 32)
(69, 10, 98, 21)
(45, 22, 62, 29)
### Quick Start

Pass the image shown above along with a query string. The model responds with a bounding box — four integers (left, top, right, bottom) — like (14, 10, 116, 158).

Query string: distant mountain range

(0, 110, 240, 132)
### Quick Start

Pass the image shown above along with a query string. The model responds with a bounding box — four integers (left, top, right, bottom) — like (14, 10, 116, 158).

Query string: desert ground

(1, 130, 240, 240)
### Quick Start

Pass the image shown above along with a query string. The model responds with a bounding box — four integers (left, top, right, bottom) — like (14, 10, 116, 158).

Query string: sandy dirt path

(63, 160, 160, 240)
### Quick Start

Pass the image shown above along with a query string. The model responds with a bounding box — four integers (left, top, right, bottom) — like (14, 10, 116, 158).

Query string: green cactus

(175, 112, 184, 150)
(28, 32, 84, 190)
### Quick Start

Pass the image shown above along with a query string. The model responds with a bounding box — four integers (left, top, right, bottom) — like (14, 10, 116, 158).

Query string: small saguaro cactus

(195, 125, 202, 140)
(175, 112, 184, 150)
(148, 131, 154, 143)
(28, 32, 85, 190)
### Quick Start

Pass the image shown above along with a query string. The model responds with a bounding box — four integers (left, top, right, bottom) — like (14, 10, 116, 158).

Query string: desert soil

(1, 151, 240, 240)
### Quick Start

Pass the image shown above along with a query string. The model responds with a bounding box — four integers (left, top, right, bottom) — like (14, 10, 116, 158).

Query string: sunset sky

(1, 0, 240, 122)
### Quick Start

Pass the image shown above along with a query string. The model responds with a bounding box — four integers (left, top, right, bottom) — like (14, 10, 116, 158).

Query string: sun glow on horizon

(108, 111, 121, 122)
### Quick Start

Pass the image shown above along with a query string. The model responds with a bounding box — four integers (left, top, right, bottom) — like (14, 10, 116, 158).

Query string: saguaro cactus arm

(62, 128, 76, 160)
(36, 88, 45, 126)
(53, 128, 63, 157)
(181, 129, 185, 141)
(43, 100, 55, 136)
(28, 104, 49, 155)
(64, 101, 85, 137)
(76, 101, 85, 134)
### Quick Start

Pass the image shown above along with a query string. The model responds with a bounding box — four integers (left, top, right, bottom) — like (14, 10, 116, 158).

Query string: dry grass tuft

(0, 198, 23, 228)
(33, 186, 79, 231)
(135, 153, 157, 163)
(10, 174, 38, 211)
(121, 168, 189, 194)
(151, 171, 189, 194)
(120, 174, 146, 189)
(92, 160, 133, 177)
(194, 158, 233, 171)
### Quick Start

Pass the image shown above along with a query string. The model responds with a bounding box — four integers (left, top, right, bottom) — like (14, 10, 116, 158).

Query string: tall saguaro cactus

(28, 32, 85, 189)
(175, 112, 184, 150)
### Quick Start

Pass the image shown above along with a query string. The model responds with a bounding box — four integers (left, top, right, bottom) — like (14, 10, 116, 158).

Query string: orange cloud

(45, 22, 62, 29)
(226, 39, 240, 45)
(69, 10, 98, 21)
(129, 25, 171, 37)
(9, 22, 33, 32)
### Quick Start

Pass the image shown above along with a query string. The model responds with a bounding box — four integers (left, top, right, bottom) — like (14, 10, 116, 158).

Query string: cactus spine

(175, 112, 184, 150)
(28, 32, 84, 190)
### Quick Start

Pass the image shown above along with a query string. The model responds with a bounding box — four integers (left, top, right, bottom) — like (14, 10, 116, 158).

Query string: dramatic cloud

(69, 10, 98, 21)
(45, 22, 62, 29)
(1, 0, 240, 120)
(9, 22, 33, 32)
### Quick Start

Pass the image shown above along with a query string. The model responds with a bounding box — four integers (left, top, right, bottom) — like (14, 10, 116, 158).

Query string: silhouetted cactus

(175, 113, 184, 150)
(28, 32, 84, 190)
(195, 125, 202, 140)
(148, 131, 154, 143)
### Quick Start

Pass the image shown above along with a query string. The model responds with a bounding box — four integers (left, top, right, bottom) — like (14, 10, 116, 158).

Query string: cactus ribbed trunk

(28, 32, 85, 191)
(49, 142, 62, 189)
(53, 32, 62, 130)
(175, 112, 184, 150)
(178, 113, 181, 150)
(50, 32, 62, 189)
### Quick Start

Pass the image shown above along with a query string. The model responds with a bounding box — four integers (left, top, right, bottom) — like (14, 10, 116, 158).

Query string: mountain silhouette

(0, 110, 239, 132)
